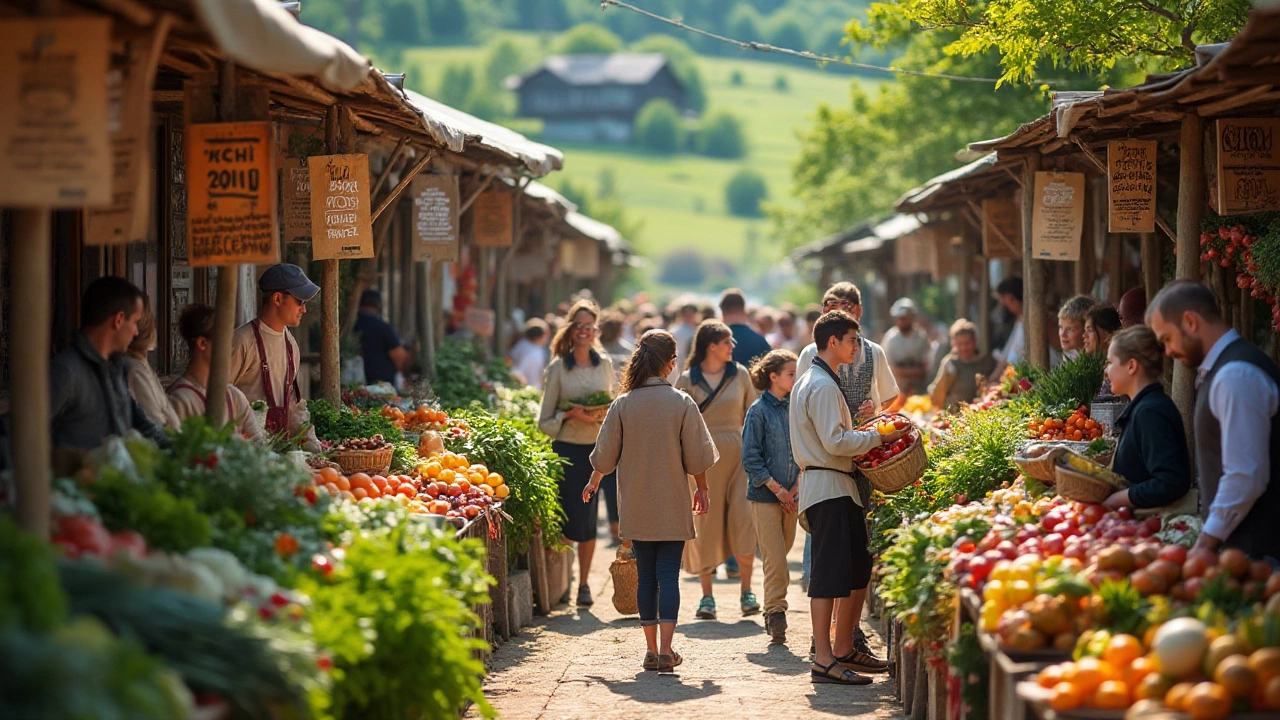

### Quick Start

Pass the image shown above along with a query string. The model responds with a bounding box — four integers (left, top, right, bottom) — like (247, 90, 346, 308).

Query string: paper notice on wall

(0, 17, 112, 207)
(1031, 171, 1085, 261)
(309, 153, 374, 260)
(411, 174, 459, 261)
(186, 121, 278, 266)
(1107, 140, 1157, 233)
(1216, 118, 1280, 216)
(281, 157, 312, 243)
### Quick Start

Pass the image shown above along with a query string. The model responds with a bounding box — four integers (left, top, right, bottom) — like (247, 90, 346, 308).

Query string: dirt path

(471, 534, 903, 719)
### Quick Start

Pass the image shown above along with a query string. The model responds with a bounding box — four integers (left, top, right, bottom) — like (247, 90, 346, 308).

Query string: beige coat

(537, 351, 616, 445)
(590, 377, 719, 541)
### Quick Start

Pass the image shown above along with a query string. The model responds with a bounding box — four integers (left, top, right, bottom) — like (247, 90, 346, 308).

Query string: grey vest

(1193, 338, 1280, 559)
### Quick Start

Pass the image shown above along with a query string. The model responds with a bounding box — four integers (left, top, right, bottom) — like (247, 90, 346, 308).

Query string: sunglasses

(571, 323, 598, 333)
(824, 300, 857, 311)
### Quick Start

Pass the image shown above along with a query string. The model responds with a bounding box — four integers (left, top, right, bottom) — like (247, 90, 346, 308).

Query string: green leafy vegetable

(307, 399, 403, 443)
(0, 514, 68, 632)
(432, 339, 514, 410)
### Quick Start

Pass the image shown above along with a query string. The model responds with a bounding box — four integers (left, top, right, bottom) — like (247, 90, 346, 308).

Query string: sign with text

(982, 198, 1021, 259)
(0, 17, 112, 207)
(410, 174, 459, 261)
(1216, 118, 1280, 215)
(309, 153, 374, 260)
(1031, 171, 1085, 261)
(281, 157, 311, 243)
(185, 121, 277, 266)
(1107, 139, 1157, 233)
(472, 190, 514, 247)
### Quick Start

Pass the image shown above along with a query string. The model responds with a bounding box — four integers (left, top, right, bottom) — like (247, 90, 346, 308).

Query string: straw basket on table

(859, 414, 928, 494)
(610, 544, 639, 615)
(1012, 444, 1068, 483)
(332, 445, 394, 475)
(1053, 452, 1128, 504)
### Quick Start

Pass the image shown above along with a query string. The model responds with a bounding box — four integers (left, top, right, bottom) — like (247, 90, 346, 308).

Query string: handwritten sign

(309, 153, 374, 260)
(982, 198, 1021, 259)
(281, 157, 311, 243)
(410, 174, 459, 261)
(1031, 171, 1085, 261)
(1107, 140, 1157, 233)
(185, 121, 277, 267)
(472, 190, 514, 247)
(1216, 118, 1280, 216)
(0, 17, 112, 207)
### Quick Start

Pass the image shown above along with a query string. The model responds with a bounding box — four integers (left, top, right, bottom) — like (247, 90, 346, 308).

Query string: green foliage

(948, 623, 990, 720)
(432, 338, 514, 410)
(557, 22, 623, 55)
(484, 35, 528, 89)
(634, 98, 683, 154)
(726, 169, 768, 217)
(308, 399, 403, 443)
(1019, 352, 1106, 415)
(0, 515, 68, 633)
(767, 13, 810, 52)
(446, 407, 566, 558)
(299, 522, 493, 720)
(694, 111, 748, 159)
(89, 467, 213, 554)
(390, 442, 419, 474)
(774, 73, 790, 92)
(630, 34, 707, 113)
(856, 0, 1250, 85)
(727, 4, 765, 42)
(437, 63, 475, 109)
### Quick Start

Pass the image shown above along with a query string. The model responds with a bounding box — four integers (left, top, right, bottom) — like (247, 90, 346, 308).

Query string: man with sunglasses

(229, 263, 322, 450)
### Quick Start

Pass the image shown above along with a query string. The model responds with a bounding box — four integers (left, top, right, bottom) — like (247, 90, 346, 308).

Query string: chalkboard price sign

(185, 121, 278, 267)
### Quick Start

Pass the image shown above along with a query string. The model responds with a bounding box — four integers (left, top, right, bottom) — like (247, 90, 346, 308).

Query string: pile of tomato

(854, 415, 918, 469)
(1027, 405, 1103, 441)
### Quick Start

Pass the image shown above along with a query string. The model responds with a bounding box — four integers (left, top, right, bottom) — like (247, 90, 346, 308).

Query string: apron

(840, 342, 876, 505)
(170, 380, 235, 424)
(251, 320, 298, 434)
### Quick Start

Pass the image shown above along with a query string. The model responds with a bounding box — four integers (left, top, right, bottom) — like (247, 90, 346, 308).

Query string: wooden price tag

(1216, 118, 1280, 216)
(185, 121, 278, 267)
(1031, 171, 1085, 261)
(1107, 140, 1157, 233)
(472, 190, 514, 247)
(410, 174, 459, 261)
(281, 157, 312, 243)
(0, 17, 112, 207)
(309, 153, 374, 260)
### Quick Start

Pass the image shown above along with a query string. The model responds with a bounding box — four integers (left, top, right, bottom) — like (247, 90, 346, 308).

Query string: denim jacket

(741, 391, 799, 502)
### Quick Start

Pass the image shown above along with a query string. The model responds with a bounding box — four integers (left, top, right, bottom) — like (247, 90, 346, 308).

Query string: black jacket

(49, 332, 168, 450)
(1113, 383, 1191, 509)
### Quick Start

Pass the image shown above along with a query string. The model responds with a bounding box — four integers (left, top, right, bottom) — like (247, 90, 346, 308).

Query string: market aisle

(470, 528, 901, 720)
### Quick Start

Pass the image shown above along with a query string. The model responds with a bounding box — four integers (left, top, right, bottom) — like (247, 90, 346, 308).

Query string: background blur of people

(929, 320, 996, 412)
(669, 302, 700, 383)
(599, 311, 634, 387)
(720, 288, 771, 367)
(508, 319, 551, 390)
(880, 298, 933, 396)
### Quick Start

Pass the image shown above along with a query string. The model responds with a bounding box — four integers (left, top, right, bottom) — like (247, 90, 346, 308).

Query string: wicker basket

(858, 414, 928, 494)
(571, 403, 611, 423)
(332, 445, 394, 475)
(1013, 444, 1068, 483)
(610, 544, 639, 615)
(1053, 454, 1128, 504)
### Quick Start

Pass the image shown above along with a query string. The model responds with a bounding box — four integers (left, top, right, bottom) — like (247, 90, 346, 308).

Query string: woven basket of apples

(853, 413, 925, 494)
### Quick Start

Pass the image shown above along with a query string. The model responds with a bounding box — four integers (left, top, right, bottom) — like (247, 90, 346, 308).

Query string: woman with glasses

(677, 320, 760, 619)
(537, 299, 617, 607)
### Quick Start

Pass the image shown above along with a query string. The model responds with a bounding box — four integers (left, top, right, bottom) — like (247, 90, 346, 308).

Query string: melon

(1153, 617, 1210, 678)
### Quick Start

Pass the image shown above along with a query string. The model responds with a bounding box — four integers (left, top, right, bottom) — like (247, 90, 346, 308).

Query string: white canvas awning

(404, 90, 564, 177)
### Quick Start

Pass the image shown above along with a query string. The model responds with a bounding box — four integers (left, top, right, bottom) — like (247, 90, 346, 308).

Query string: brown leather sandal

(657, 650, 683, 673)
(643, 651, 659, 671)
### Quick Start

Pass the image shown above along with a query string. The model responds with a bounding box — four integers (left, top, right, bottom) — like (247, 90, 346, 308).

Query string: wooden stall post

(978, 261, 991, 353)
(1076, 186, 1096, 296)
(1141, 233, 1162, 303)
(1173, 114, 1206, 435)
(1021, 155, 1049, 368)
(204, 63, 240, 426)
(319, 106, 354, 405)
(11, 210, 51, 537)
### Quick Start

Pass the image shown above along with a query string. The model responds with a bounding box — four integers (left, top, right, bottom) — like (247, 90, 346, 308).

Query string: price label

(185, 121, 278, 266)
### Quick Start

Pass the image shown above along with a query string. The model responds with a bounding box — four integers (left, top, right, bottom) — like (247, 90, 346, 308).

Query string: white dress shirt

(998, 319, 1025, 365)
(1200, 329, 1280, 541)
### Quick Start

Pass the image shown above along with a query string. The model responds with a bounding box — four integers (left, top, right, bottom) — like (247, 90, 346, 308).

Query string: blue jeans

(633, 540, 684, 626)
(600, 472, 619, 525)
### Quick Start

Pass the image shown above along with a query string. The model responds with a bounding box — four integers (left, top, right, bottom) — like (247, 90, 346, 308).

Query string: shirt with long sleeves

(790, 357, 887, 522)
(507, 339, 549, 391)
(741, 390, 798, 503)
(1198, 329, 1280, 541)
(796, 338, 900, 415)
(124, 355, 180, 429)
(167, 374, 267, 445)
(537, 350, 616, 444)
(49, 331, 168, 449)
(1112, 383, 1192, 509)
(730, 323, 773, 367)
(590, 377, 720, 541)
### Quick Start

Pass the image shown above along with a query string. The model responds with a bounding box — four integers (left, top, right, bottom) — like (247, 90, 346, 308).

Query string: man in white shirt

(792, 311, 905, 684)
(508, 319, 550, 390)
(1148, 281, 1280, 560)
(880, 298, 933, 396)
(668, 302, 700, 382)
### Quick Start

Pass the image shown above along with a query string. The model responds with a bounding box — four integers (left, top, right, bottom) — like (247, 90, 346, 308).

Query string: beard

(1174, 333, 1206, 368)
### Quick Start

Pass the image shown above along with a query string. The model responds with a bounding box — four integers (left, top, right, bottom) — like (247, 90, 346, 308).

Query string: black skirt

(553, 440, 600, 543)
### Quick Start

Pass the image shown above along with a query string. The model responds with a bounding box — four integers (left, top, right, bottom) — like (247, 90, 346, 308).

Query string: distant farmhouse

(507, 53, 688, 144)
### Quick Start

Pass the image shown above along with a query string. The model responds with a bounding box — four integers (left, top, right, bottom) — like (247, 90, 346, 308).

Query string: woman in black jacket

(1102, 326, 1192, 511)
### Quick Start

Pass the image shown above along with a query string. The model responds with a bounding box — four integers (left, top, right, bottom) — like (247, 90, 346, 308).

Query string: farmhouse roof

(508, 53, 673, 89)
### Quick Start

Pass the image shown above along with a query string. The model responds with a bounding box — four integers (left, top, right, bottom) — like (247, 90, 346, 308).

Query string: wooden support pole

(1022, 155, 1049, 368)
(1173, 113, 1206, 438)
(1076, 185, 1096, 296)
(1141, 233, 1162, 303)
(978, 259, 991, 353)
(319, 105, 349, 405)
(420, 260, 435, 380)
(205, 62, 240, 426)
(11, 210, 51, 538)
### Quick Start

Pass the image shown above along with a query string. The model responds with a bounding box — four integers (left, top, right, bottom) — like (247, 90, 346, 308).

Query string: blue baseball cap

(258, 263, 320, 301)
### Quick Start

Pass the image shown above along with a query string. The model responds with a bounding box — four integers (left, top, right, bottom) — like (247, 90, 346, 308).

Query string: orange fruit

(1093, 680, 1130, 709)
(1135, 672, 1173, 701)
(366, 484, 381, 499)
(468, 472, 485, 485)
(424, 462, 443, 479)
(479, 484, 495, 496)
(396, 483, 416, 498)
(324, 482, 339, 495)
(487, 472, 504, 487)
(334, 475, 351, 492)
(438, 468, 456, 483)
(1068, 657, 1109, 694)
(1261, 675, 1280, 710)
(1104, 634, 1145, 668)
(494, 484, 510, 499)
(455, 455, 469, 468)
(1050, 682, 1085, 712)
(318, 467, 340, 484)
(1165, 682, 1198, 711)
(471, 464, 488, 477)
(457, 479, 471, 493)
(1185, 682, 1231, 720)
(350, 472, 372, 490)
(351, 487, 368, 500)
(1126, 656, 1158, 688)
(1039, 664, 1067, 689)
(371, 475, 389, 492)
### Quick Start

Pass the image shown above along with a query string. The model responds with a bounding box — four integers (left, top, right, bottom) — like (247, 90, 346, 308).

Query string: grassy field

(399, 41, 879, 291)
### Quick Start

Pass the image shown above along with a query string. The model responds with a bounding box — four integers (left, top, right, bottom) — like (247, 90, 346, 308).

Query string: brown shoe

(657, 650, 683, 673)
(643, 651, 659, 671)
(837, 649, 890, 674)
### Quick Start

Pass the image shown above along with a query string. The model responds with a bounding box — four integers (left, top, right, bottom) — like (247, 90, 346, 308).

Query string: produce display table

(1018, 682, 1279, 720)
(453, 507, 508, 647)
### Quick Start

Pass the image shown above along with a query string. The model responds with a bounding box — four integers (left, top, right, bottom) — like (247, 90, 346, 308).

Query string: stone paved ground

(470, 531, 902, 720)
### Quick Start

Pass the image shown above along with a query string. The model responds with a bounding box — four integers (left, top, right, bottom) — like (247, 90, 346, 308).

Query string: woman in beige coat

(677, 320, 759, 620)
(585, 330, 717, 673)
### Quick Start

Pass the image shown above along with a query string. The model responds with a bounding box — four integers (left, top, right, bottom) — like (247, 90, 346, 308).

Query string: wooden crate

(454, 510, 508, 648)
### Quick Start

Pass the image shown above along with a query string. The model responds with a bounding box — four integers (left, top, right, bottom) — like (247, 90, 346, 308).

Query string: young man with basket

(792, 311, 908, 685)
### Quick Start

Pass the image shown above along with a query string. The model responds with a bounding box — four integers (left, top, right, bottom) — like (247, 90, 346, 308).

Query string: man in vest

(229, 263, 322, 451)
(1147, 280, 1280, 560)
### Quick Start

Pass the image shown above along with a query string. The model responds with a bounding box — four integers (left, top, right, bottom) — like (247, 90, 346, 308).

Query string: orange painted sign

(185, 121, 278, 266)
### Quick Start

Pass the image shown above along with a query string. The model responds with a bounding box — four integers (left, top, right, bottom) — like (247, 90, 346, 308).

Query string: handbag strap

(696, 363, 738, 413)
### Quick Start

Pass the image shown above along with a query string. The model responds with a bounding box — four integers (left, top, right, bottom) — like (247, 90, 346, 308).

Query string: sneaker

(837, 649, 890, 674)
(741, 590, 761, 616)
(576, 585, 594, 607)
(724, 557, 740, 579)
(764, 612, 787, 643)
(695, 595, 717, 619)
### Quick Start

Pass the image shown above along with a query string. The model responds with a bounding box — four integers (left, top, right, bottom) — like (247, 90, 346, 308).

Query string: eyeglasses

(571, 323, 598, 334)
(824, 300, 857, 312)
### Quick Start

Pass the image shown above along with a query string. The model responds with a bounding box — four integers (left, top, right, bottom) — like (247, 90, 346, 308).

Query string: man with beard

(1147, 281, 1280, 561)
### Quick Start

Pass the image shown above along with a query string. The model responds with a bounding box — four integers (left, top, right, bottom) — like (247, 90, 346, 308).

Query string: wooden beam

(319, 105, 352, 405)
(1196, 86, 1280, 116)
(1141, 233, 1162, 302)
(11, 210, 51, 538)
(204, 61, 240, 427)
(1022, 155, 1049, 369)
(459, 173, 497, 215)
(371, 150, 435, 223)
(1172, 113, 1206, 450)
(370, 137, 408, 198)
(965, 198, 1019, 257)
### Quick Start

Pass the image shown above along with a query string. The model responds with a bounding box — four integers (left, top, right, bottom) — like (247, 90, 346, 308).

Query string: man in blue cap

(229, 263, 322, 449)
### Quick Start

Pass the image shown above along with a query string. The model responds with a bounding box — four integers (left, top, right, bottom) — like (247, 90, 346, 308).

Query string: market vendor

(228, 264, 322, 451)
(1147, 281, 1280, 560)
(1100, 326, 1191, 513)
(168, 305, 266, 444)
(928, 319, 995, 412)
(881, 298, 933, 396)
(354, 289, 411, 387)
(48, 277, 169, 449)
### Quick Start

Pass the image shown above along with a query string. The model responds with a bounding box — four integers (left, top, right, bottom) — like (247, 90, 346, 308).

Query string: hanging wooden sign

(185, 121, 278, 267)
(0, 17, 112, 207)
(472, 190, 514, 247)
(559, 237, 600, 277)
(281, 157, 312, 243)
(1107, 139, 1157, 233)
(1031, 171, 1085, 261)
(1216, 118, 1280, 216)
(410, 174, 459, 261)
(982, 199, 1021, 259)
(309, 153, 374, 260)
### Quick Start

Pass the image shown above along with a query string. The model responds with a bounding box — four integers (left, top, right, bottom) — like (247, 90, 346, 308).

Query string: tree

(382, 1, 422, 46)
(425, 0, 472, 42)
(855, 0, 1250, 84)
(694, 111, 748, 159)
(633, 99, 682, 154)
(557, 23, 623, 55)
(484, 37, 527, 89)
(630, 34, 707, 113)
(767, 13, 810, 53)
(726, 170, 768, 218)
(437, 64, 474, 110)
(727, 4, 764, 42)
